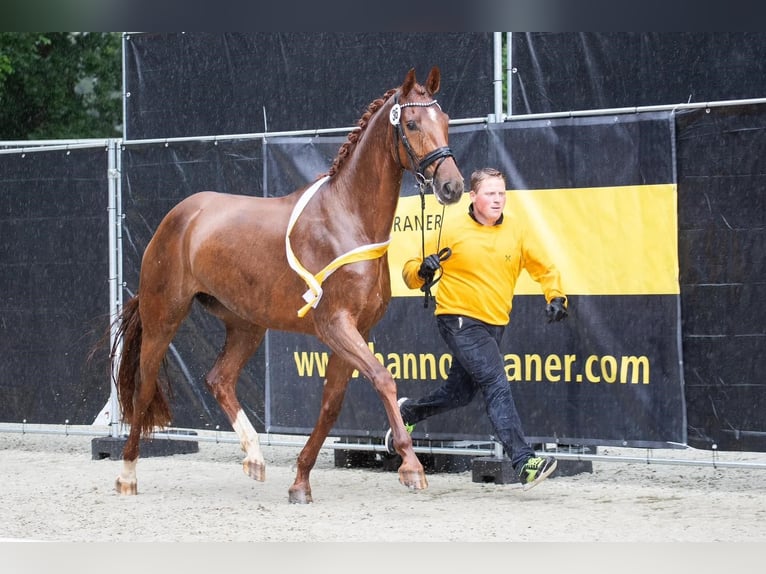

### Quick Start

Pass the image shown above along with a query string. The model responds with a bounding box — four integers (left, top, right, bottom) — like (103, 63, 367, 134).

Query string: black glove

(545, 297, 568, 323)
(418, 253, 442, 283)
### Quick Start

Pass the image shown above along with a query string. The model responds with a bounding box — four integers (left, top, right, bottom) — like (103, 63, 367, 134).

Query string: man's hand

(545, 297, 568, 323)
(418, 253, 442, 283)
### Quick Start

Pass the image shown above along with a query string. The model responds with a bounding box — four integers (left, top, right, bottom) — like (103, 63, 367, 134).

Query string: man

(386, 167, 568, 491)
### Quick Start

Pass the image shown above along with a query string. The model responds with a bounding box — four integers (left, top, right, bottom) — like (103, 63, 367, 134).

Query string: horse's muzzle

(434, 176, 465, 205)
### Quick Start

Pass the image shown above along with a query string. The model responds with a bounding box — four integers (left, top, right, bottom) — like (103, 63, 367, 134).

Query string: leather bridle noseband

(389, 93, 455, 192)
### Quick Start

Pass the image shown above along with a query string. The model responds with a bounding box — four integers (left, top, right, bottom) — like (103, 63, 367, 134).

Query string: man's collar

(468, 203, 503, 226)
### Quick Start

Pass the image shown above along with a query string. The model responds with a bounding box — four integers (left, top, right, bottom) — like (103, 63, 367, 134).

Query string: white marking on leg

(120, 459, 137, 484)
(232, 409, 264, 469)
(117, 458, 138, 493)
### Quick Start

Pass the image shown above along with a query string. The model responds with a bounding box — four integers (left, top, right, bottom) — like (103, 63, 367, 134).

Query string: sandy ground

(1, 430, 765, 546)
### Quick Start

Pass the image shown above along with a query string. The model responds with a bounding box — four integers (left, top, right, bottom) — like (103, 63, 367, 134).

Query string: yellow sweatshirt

(402, 208, 566, 326)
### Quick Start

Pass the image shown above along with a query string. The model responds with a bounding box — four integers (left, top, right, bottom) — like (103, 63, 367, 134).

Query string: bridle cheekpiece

(389, 93, 455, 194)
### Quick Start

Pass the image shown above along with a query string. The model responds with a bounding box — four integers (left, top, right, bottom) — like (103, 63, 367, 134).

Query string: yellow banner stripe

(389, 184, 679, 297)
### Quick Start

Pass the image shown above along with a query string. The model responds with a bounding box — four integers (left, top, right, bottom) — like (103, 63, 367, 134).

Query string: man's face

(470, 176, 506, 225)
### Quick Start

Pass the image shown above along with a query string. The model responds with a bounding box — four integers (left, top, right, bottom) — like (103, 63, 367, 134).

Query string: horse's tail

(111, 295, 172, 436)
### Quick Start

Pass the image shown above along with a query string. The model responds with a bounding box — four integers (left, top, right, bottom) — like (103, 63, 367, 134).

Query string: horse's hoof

(398, 467, 428, 491)
(288, 486, 313, 504)
(115, 476, 137, 495)
(242, 459, 265, 482)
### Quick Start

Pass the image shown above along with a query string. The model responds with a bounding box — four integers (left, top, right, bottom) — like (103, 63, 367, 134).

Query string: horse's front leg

(317, 319, 427, 495)
(288, 354, 353, 504)
(373, 362, 428, 491)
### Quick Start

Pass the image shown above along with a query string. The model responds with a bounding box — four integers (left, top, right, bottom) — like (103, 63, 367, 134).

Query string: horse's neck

(332, 119, 403, 241)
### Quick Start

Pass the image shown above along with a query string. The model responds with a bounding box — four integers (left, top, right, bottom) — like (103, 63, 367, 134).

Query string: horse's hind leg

(116, 337, 171, 494)
(204, 318, 267, 482)
(116, 294, 192, 495)
(288, 353, 354, 504)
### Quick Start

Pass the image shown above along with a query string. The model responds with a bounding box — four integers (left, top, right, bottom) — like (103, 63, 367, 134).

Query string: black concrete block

(363, 449, 473, 474)
(554, 458, 593, 477)
(471, 456, 518, 484)
(91, 433, 199, 461)
(334, 448, 379, 468)
(543, 445, 595, 477)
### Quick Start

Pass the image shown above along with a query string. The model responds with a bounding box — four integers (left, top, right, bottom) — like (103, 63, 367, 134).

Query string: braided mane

(324, 87, 400, 178)
(321, 78, 430, 178)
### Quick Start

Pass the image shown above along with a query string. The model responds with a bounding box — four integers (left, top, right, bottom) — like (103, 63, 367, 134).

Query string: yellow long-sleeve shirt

(402, 208, 566, 326)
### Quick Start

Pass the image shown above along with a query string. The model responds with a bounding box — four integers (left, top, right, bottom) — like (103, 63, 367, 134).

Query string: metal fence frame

(2, 33, 766, 471)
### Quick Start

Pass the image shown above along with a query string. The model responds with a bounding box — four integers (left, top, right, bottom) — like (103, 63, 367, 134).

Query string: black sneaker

(384, 397, 414, 455)
(518, 455, 557, 491)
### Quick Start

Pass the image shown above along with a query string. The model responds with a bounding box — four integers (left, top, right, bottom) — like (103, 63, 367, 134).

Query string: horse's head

(391, 67, 464, 205)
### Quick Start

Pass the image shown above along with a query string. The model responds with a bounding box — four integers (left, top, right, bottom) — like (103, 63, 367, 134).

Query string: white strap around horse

(286, 176, 392, 318)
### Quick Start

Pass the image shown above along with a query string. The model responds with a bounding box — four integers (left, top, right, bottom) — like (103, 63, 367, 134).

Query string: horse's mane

(323, 87, 399, 178)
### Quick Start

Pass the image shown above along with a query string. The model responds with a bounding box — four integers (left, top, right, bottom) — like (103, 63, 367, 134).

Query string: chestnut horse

(111, 67, 464, 503)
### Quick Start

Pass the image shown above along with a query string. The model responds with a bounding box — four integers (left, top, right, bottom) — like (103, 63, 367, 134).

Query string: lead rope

(419, 183, 450, 308)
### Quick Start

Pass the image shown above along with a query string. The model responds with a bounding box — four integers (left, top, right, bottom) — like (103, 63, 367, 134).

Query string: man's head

(469, 167, 507, 226)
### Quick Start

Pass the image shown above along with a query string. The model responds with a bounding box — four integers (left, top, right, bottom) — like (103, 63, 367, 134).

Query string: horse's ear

(401, 68, 417, 97)
(426, 66, 441, 95)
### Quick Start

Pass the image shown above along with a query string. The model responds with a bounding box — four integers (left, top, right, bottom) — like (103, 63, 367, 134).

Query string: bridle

(389, 92, 455, 308)
(389, 93, 455, 193)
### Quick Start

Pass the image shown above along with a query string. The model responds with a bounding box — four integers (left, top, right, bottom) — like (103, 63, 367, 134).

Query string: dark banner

(124, 32, 493, 140)
(121, 139, 266, 431)
(485, 113, 683, 447)
(0, 146, 111, 424)
(265, 114, 685, 448)
(511, 33, 766, 115)
(677, 104, 766, 452)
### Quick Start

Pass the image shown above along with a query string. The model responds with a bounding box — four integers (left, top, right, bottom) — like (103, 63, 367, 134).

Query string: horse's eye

(406, 120, 418, 131)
